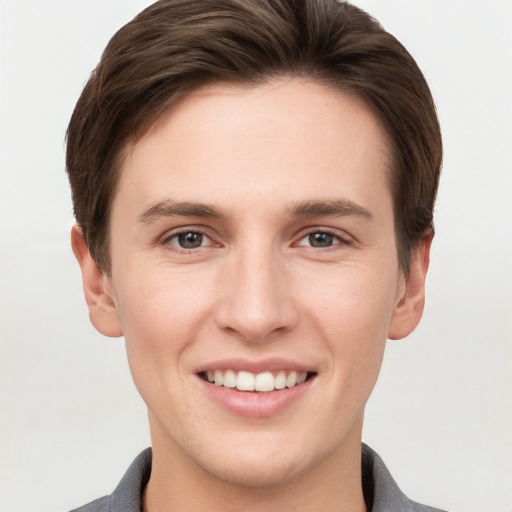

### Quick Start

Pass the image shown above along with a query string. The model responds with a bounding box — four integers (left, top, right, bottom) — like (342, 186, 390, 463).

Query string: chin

(190, 428, 338, 489)
(199, 449, 310, 488)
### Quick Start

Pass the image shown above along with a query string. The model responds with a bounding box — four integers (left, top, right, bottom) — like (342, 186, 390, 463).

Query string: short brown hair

(66, 0, 442, 272)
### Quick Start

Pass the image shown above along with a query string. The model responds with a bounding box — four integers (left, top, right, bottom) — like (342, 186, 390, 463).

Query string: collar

(108, 444, 445, 512)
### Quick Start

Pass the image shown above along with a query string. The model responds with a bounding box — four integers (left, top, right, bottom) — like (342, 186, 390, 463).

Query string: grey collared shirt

(69, 444, 449, 512)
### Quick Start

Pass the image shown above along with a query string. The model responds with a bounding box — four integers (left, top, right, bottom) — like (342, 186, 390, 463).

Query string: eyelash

(161, 226, 353, 253)
(161, 228, 217, 252)
(293, 228, 353, 249)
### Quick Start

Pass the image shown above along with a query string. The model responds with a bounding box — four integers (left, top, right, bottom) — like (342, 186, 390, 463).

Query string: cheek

(304, 262, 398, 387)
(306, 261, 398, 338)
(112, 269, 211, 384)
(115, 262, 208, 334)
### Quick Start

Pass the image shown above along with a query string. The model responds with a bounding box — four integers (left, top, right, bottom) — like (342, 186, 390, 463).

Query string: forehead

(116, 79, 392, 216)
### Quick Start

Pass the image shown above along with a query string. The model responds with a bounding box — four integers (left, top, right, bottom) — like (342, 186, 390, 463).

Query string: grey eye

(307, 232, 335, 248)
(175, 232, 204, 249)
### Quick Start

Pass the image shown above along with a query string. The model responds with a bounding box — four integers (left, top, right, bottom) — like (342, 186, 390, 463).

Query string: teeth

(255, 371, 274, 392)
(296, 372, 307, 385)
(237, 371, 255, 391)
(286, 371, 297, 388)
(223, 369, 237, 388)
(204, 369, 308, 392)
(274, 371, 286, 389)
(214, 370, 224, 386)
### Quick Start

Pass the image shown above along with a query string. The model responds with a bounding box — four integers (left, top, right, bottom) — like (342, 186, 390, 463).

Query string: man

(66, 0, 445, 510)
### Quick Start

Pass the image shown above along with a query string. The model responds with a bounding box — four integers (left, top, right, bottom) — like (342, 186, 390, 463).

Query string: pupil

(178, 232, 203, 248)
(309, 233, 333, 247)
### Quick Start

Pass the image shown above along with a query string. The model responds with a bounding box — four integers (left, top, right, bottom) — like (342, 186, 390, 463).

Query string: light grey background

(1, 1, 511, 511)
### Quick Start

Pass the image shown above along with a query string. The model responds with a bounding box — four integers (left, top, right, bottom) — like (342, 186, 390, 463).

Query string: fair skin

(72, 79, 431, 512)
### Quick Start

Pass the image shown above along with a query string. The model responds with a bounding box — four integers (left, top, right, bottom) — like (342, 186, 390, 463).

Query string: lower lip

(198, 377, 313, 418)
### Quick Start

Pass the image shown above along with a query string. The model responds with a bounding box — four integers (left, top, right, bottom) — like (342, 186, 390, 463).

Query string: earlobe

(71, 224, 123, 338)
(388, 234, 433, 340)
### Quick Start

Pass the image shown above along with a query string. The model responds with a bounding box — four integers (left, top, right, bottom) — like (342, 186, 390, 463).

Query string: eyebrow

(138, 198, 373, 224)
(138, 200, 226, 224)
(290, 199, 373, 220)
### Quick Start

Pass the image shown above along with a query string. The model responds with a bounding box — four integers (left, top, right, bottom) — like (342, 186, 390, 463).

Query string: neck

(143, 415, 367, 512)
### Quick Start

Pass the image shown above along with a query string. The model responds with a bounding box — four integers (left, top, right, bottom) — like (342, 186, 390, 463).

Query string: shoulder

(362, 444, 450, 512)
(67, 448, 152, 512)
(68, 495, 111, 512)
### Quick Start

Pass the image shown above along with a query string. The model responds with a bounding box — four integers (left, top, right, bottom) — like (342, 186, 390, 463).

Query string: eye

(295, 230, 350, 249)
(305, 232, 335, 248)
(166, 231, 211, 249)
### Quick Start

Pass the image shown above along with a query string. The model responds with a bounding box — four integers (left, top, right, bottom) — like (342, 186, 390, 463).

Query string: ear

(388, 234, 433, 340)
(71, 224, 123, 337)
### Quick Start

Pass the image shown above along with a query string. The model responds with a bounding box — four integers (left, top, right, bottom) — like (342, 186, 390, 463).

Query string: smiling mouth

(199, 370, 315, 392)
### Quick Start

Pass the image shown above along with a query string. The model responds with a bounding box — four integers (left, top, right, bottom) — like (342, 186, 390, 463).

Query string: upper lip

(194, 357, 316, 375)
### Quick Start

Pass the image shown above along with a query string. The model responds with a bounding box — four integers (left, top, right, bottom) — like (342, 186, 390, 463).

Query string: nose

(214, 245, 299, 343)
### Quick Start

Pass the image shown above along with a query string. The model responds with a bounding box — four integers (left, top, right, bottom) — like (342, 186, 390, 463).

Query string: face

(74, 79, 429, 489)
